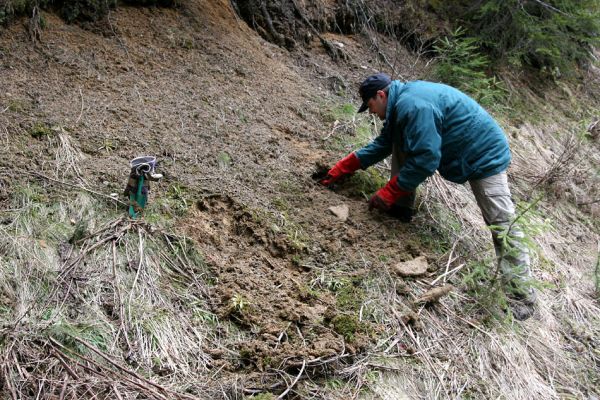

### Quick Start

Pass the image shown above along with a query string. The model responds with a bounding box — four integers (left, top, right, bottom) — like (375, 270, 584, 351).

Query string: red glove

(319, 153, 361, 186)
(369, 177, 412, 211)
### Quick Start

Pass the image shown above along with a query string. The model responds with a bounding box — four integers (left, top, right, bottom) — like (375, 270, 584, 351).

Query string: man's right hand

(319, 152, 361, 186)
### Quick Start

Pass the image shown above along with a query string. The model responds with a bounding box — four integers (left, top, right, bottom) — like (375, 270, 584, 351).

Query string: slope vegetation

(0, 1, 598, 399)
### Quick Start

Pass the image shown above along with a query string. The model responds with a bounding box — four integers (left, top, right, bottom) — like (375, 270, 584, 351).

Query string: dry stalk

(276, 360, 306, 400)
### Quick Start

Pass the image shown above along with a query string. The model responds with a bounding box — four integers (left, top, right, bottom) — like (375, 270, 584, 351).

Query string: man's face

(366, 90, 387, 120)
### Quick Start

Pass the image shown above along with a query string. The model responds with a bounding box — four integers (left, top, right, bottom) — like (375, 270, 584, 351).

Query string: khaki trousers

(469, 172, 532, 291)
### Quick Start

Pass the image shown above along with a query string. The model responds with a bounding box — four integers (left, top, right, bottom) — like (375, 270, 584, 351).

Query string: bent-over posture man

(320, 73, 536, 320)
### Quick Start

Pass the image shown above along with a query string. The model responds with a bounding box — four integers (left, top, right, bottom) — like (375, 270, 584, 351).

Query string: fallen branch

(26, 170, 128, 207)
(276, 360, 306, 400)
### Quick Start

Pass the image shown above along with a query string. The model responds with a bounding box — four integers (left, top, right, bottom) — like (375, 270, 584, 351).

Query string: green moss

(346, 168, 388, 199)
(331, 314, 360, 342)
(335, 279, 365, 311)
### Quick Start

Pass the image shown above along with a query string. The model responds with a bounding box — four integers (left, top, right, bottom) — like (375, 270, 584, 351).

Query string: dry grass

(0, 175, 223, 398)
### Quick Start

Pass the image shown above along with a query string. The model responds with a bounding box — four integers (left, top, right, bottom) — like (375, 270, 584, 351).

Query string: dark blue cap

(358, 73, 391, 113)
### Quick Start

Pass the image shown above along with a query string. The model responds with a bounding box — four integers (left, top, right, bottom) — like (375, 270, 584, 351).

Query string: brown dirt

(0, 0, 430, 394)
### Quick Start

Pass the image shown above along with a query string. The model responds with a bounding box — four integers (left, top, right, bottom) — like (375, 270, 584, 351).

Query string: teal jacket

(355, 80, 511, 191)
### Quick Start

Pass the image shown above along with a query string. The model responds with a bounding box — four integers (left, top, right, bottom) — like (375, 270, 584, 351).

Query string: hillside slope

(0, 1, 599, 399)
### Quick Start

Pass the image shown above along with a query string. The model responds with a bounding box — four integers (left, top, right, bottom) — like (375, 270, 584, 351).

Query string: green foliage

(434, 0, 600, 80)
(246, 393, 276, 400)
(271, 210, 309, 252)
(165, 184, 189, 213)
(217, 151, 232, 170)
(47, 319, 110, 354)
(433, 27, 506, 107)
(230, 293, 248, 314)
(322, 102, 376, 153)
(461, 258, 510, 317)
(58, 0, 117, 23)
(462, 196, 551, 320)
(484, 0, 597, 77)
(311, 271, 345, 292)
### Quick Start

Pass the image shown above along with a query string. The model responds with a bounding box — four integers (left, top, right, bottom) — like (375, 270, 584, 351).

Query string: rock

(328, 204, 349, 221)
(393, 256, 428, 277)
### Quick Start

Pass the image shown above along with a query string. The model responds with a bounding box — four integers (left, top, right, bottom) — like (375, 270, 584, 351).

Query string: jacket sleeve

(395, 104, 442, 191)
(354, 123, 393, 169)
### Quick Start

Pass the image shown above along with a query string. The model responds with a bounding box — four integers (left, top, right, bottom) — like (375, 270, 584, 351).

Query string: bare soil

(0, 0, 431, 395)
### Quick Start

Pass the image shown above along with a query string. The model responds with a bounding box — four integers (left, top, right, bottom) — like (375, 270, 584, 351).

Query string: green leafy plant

(217, 151, 232, 170)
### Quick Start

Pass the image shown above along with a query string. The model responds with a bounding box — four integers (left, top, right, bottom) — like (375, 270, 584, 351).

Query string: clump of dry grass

(0, 180, 225, 399)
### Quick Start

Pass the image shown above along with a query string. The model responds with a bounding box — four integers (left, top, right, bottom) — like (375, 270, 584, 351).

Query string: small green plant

(29, 122, 53, 138)
(7, 99, 28, 112)
(230, 294, 247, 313)
(324, 378, 345, 391)
(463, 196, 551, 320)
(98, 138, 117, 153)
(192, 307, 219, 325)
(165, 184, 189, 215)
(46, 319, 110, 354)
(311, 271, 345, 292)
(272, 211, 309, 251)
(323, 103, 355, 123)
(217, 151, 232, 170)
(335, 279, 366, 311)
(322, 102, 377, 153)
(247, 393, 276, 400)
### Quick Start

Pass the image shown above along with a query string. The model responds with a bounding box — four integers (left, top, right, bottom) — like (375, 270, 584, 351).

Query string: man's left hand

(369, 177, 412, 212)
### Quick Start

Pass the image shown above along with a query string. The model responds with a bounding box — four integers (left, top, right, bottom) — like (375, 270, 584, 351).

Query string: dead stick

(26, 170, 128, 206)
(59, 374, 69, 400)
(52, 350, 80, 380)
(276, 360, 306, 400)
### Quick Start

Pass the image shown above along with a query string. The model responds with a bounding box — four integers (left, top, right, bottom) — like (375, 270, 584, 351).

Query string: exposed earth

(1, 1, 599, 399)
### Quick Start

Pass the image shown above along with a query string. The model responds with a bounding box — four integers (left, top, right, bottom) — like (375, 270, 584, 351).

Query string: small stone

(328, 204, 349, 222)
(393, 256, 428, 277)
